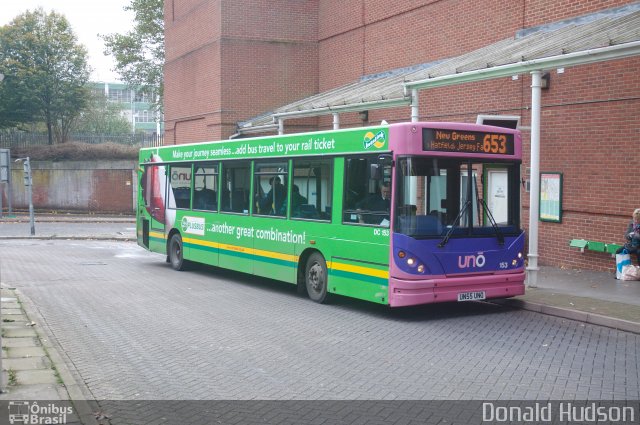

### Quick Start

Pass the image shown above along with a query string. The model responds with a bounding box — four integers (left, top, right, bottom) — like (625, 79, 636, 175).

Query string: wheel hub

(309, 263, 324, 291)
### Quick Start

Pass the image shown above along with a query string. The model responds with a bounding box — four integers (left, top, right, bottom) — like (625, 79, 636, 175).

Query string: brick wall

(163, 0, 640, 271)
(318, 0, 524, 90)
(164, 0, 318, 144)
(524, 0, 633, 27)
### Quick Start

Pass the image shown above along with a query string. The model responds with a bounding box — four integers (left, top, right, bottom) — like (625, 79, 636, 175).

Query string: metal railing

(0, 130, 164, 148)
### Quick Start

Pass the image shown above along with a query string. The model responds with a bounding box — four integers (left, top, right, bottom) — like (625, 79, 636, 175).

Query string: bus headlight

(395, 249, 427, 274)
(513, 252, 524, 266)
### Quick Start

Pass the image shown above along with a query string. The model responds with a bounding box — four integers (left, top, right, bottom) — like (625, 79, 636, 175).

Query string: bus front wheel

(305, 252, 328, 303)
(168, 233, 187, 271)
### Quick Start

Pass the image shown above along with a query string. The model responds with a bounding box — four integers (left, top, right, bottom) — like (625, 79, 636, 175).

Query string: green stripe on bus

(330, 269, 388, 286)
(187, 242, 295, 268)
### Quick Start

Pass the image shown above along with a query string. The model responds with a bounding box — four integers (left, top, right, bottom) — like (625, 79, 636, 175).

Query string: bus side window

(221, 162, 250, 214)
(193, 163, 218, 211)
(291, 159, 333, 221)
(343, 155, 389, 225)
(343, 157, 367, 221)
(168, 164, 192, 209)
(254, 161, 288, 217)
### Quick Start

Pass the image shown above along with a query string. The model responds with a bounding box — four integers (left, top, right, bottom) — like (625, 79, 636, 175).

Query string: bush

(10, 142, 139, 161)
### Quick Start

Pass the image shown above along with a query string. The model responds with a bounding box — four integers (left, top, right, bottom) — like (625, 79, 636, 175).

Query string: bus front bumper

(388, 271, 525, 307)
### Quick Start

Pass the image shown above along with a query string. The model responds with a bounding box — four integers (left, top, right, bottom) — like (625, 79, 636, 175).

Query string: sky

(0, 0, 134, 82)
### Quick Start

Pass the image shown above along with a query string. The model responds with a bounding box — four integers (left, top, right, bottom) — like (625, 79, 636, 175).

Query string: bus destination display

(423, 128, 514, 155)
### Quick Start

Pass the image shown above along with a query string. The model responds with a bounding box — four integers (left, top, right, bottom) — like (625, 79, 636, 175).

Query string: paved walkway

(1, 213, 639, 412)
(499, 266, 640, 334)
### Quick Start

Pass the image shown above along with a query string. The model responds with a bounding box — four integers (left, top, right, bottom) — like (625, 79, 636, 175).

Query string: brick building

(163, 0, 640, 272)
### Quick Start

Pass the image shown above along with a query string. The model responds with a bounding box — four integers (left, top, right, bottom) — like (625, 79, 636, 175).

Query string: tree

(71, 90, 133, 135)
(0, 9, 91, 144)
(103, 0, 164, 112)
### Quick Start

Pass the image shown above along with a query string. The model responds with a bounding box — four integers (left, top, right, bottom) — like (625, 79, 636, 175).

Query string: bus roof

(140, 122, 520, 163)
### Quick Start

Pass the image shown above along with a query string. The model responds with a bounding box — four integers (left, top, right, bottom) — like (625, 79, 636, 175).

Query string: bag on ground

(621, 264, 640, 281)
(616, 250, 631, 280)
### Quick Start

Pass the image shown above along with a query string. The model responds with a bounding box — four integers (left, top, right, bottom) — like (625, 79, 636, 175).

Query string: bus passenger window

(291, 159, 333, 221)
(193, 163, 218, 211)
(168, 165, 191, 209)
(343, 155, 391, 226)
(254, 162, 287, 217)
(220, 162, 250, 214)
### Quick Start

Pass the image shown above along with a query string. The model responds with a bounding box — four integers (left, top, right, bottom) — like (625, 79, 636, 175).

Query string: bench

(569, 239, 622, 256)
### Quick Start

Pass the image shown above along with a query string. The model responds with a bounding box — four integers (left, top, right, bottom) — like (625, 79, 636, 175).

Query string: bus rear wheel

(168, 233, 187, 271)
(305, 252, 328, 303)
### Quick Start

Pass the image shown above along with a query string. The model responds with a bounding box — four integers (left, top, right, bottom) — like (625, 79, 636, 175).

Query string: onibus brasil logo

(363, 130, 386, 149)
(8, 401, 73, 424)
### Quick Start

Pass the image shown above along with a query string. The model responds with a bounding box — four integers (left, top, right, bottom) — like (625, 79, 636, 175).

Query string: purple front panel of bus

(388, 233, 526, 307)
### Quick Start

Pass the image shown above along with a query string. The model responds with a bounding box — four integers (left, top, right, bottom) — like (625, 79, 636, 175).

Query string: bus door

(252, 161, 289, 281)
(140, 161, 168, 252)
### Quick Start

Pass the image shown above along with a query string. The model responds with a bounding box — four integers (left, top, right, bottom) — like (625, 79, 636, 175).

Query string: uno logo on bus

(181, 216, 205, 235)
(363, 131, 386, 150)
(458, 253, 486, 269)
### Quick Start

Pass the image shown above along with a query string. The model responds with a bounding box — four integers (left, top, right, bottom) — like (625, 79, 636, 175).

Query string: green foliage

(103, 0, 164, 112)
(0, 8, 91, 144)
(72, 91, 133, 135)
(11, 142, 139, 161)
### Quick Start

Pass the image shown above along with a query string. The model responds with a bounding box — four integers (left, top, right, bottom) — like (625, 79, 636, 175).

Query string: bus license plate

(457, 291, 486, 302)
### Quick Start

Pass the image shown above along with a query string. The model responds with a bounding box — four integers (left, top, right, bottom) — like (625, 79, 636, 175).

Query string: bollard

(15, 157, 35, 236)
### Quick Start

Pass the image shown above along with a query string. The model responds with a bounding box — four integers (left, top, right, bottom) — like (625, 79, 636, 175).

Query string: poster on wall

(539, 172, 562, 223)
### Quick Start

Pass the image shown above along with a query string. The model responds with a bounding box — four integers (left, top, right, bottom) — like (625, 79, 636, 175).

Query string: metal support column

(278, 118, 284, 135)
(527, 71, 542, 287)
(332, 113, 340, 130)
(411, 89, 419, 122)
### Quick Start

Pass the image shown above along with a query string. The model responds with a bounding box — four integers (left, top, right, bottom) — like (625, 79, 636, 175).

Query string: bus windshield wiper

(438, 200, 471, 248)
(480, 198, 504, 245)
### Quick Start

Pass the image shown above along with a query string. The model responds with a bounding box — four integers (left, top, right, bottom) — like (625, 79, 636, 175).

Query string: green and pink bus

(137, 122, 525, 306)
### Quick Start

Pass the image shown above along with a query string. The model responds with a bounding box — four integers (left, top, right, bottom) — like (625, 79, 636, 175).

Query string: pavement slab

(5, 346, 47, 358)
(0, 287, 71, 408)
(1, 337, 39, 348)
(14, 369, 58, 385)
(3, 328, 37, 338)
(3, 357, 49, 371)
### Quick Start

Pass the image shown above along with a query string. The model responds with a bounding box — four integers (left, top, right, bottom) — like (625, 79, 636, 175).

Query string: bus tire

(168, 233, 187, 271)
(305, 252, 328, 303)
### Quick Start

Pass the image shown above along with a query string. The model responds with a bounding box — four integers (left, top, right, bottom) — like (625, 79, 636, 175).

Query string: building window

(476, 115, 520, 129)
(108, 88, 131, 103)
(135, 110, 156, 123)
